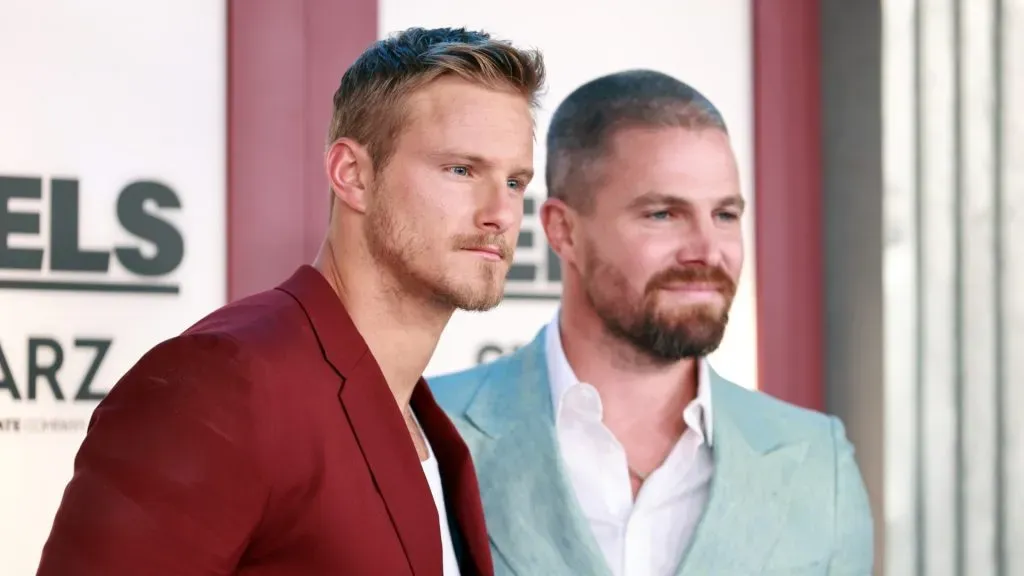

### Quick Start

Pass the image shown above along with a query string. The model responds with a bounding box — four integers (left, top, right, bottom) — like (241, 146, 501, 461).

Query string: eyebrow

(428, 151, 534, 181)
(626, 191, 746, 212)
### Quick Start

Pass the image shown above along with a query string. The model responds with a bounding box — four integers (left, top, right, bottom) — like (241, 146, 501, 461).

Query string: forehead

(594, 126, 739, 207)
(398, 76, 535, 159)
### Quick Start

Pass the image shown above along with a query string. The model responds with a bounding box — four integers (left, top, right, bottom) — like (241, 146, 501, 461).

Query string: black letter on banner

(115, 181, 184, 276)
(0, 342, 20, 400)
(75, 339, 111, 401)
(0, 176, 44, 270)
(28, 338, 64, 401)
(50, 178, 111, 272)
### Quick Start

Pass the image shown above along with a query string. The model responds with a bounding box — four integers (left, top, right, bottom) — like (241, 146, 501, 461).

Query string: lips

(661, 282, 721, 291)
(454, 234, 510, 261)
(463, 245, 506, 261)
(469, 246, 502, 256)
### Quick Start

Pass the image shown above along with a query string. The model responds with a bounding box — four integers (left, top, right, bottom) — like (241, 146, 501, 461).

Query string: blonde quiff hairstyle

(327, 27, 546, 179)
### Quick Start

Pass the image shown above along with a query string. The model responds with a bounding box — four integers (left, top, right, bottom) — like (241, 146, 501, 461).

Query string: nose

(474, 181, 519, 234)
(675, 215, 722, 268)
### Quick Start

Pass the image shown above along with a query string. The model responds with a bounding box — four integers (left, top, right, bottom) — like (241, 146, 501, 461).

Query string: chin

(451, 292, 504, 312)
(433, 281, 505, 312)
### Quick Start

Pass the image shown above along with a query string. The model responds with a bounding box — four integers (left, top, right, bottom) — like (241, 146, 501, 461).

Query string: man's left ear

(540, 198, 579, 268)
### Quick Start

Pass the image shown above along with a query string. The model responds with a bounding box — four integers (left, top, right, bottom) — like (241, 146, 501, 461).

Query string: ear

(540, 198, 579, 267)
(325, 137, 373, 214)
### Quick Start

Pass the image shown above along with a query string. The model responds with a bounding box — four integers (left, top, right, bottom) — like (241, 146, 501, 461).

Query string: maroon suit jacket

(37, 266, 493, 576)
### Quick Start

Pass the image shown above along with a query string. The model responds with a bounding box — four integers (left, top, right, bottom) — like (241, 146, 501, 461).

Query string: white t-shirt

(418, 419, 463, 576)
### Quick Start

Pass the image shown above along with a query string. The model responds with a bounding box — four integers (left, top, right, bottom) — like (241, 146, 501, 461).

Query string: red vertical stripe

(227, 0, 378, 301)
(752, 0, 824, 410)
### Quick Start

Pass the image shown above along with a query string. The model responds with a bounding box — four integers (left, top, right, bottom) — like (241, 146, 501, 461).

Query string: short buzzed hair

(329, 27, 546, 173)
(546, 69, 726, 213)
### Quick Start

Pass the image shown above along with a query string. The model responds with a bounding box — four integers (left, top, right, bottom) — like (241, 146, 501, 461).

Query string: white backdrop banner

(0, 1, 227, 573)
(400, 1, 760, 385)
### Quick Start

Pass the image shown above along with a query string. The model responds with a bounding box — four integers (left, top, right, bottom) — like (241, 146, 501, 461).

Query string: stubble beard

(364, 192, 507, 312)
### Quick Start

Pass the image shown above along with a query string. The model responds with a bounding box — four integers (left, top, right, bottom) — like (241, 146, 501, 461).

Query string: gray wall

(824, 0, 1024, 574)
(821, 1, 885, 574)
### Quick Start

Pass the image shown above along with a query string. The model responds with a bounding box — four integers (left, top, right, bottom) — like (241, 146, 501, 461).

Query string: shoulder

(143, 285, 336, 391)
(713, 375, 873, 561)
(430, 327, 549, 416)
(91, 289, 316, 467)
(183, 286, 313, 355)
(427, 329, 547, 416)
(427, 352, 517, 415)
(106, 285, 322, 414)
(711, 374, 857, 471)
(103, 333, 264, 430)
(712, 373, 839, 438)
(712, 374, 870, 489)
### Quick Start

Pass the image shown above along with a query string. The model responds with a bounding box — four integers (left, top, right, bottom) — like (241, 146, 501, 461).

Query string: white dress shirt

(417, 415, 463, 576)
(545, 315, 714, 576)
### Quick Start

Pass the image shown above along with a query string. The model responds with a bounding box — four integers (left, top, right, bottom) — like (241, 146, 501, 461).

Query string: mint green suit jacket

(429, 330, 874, 575)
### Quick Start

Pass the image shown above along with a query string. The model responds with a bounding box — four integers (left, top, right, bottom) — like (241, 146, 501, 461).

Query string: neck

(558, 281, 699, 432)
(314, 238, 452, 412)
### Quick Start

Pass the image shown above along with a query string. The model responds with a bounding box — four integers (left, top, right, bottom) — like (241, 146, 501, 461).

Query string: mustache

(647, 265, 736, 295)
(453, 234, 513, 262)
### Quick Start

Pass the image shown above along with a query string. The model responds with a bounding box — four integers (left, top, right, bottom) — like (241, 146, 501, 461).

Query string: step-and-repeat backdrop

(0, 1, 753, 573)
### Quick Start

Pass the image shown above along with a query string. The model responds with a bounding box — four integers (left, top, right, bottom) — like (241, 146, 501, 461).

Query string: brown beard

(584, 253, 736, 363)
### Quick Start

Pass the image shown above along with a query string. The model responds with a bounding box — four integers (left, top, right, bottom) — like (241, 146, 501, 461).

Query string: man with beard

(429, 70, 873, 575)
(37, 27, 544, 576)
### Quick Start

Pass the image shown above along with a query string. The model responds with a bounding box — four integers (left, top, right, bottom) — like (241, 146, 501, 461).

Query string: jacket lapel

(413, 383, 493, 576)
(277, 266, 439, 574)
(676, 372, 810, 575)
(462, 332, 610, 576)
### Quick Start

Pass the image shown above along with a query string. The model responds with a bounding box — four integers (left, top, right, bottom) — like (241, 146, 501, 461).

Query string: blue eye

(646, 210, 671, 220)
(507, 179, 523, 190)
(447, 166, 471, 177)
(716, 211, 740, 222)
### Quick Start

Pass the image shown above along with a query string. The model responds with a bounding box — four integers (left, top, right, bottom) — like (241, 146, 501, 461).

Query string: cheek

(723, 237, 745, 278)
(507, 204, 525, 238)
(589, 234, 649, 280)
(619, 232, 675, 273)
(389, 172, 454, 230)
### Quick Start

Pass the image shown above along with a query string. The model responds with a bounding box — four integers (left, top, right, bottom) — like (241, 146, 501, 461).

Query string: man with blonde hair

(38, 27, 545, 576)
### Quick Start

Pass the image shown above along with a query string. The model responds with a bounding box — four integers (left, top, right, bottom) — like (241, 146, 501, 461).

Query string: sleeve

(827, 415, 875, 576)
(36, 334, 272, 576)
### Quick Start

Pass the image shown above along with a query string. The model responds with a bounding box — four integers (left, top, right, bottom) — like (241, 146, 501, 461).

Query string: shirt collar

(544, 311, 714, 446)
